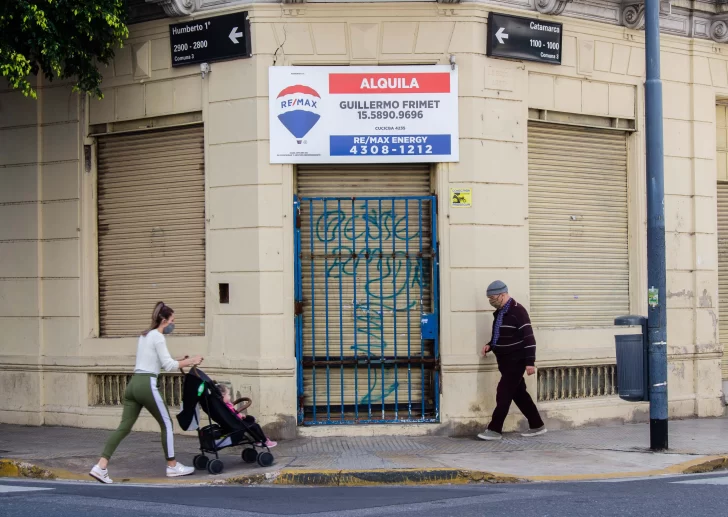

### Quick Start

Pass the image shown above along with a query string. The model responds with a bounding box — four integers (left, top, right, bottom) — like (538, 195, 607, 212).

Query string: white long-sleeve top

(134, 329, 179, 375)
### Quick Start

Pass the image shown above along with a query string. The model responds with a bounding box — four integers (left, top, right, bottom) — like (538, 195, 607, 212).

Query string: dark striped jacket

(488, 299, 536, 366)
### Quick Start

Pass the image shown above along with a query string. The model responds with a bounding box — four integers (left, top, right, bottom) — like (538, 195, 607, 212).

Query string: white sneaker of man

(166, 462, 195, 477)
(477, 429, 503, 441)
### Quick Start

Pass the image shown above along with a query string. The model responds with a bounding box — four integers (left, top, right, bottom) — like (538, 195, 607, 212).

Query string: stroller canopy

(177, 368, 242, 432)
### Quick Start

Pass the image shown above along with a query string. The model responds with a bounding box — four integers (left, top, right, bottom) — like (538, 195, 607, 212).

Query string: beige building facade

(1, 0, 727, 439)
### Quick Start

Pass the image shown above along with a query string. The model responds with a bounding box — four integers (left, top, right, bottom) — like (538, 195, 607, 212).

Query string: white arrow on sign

(229, 26, 243, 44)
(495, 27, 509, 44)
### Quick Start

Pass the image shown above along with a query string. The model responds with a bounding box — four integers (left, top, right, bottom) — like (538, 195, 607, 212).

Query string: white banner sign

(269, 66, 459, 164)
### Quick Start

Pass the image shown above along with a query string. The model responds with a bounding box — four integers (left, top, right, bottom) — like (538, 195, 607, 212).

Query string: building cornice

(534, 0, 574, 15)
(146, 0, 200, 16)
(135, 0, 728, 43)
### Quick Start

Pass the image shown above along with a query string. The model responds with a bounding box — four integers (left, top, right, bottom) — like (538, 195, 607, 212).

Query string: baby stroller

(176, 366, 274, 475)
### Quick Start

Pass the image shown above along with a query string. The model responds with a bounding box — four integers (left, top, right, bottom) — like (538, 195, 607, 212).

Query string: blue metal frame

(294, 195, 440, 425)
(293, 196, 305, 423)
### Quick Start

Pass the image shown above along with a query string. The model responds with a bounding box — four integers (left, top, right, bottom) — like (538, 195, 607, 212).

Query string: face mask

(163, 323, 175, 335)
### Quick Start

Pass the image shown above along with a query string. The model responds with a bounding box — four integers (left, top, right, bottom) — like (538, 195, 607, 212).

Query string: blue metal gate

(294, 196, 440, 425)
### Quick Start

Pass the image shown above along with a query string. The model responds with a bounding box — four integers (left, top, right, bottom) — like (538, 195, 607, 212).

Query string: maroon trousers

(487, 359, 544, 434)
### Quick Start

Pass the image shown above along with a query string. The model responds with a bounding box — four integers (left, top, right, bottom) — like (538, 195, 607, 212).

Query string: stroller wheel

(257, 452, 274, 468)
(207, 458, 224, 475)
(242, 448, 258, 464)
(193, 454, 209, 470)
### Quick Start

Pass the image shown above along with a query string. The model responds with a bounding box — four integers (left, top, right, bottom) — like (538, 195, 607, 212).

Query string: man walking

(478, 280, 547, 440)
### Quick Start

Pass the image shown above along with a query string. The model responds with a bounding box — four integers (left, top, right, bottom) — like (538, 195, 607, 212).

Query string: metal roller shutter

(528, 123, 629, 327)
(97, 126, 206, 337)
(718, 183, 728, 380)
(296, 165, 432, 198)
(296, 165, 438, 423)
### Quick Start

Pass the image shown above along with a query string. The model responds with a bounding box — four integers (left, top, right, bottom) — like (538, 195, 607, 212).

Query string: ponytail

(142, 301, 174, 336)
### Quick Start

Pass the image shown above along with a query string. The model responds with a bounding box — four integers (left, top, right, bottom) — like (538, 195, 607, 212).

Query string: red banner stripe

(329, 73, 450, 94)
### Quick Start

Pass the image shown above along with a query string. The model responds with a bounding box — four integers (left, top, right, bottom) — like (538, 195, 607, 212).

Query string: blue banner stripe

(330, 135, 451, 157)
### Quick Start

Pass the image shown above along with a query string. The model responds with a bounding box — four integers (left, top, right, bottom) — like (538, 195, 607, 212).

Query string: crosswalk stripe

(0, 485, 55, 493)
(672, 476, 728, 485)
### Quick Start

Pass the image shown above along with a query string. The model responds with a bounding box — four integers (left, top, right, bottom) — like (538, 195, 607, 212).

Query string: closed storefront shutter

(296, 165, 437, 423)
(718, 183, 728, 380)
(296, 165, 432, 198)
(528, 123, 629, 327)
(97, 126, 206, 337)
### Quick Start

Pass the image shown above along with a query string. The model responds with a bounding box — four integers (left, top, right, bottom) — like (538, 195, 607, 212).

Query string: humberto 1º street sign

(486, 12, 563, 65)
(169, 11, 251, 68)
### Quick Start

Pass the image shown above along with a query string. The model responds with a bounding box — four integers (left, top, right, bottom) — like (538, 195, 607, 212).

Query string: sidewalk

(1, 417, 727, 485)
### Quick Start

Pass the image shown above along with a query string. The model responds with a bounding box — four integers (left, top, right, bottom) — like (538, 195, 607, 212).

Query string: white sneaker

(477, 429, 503, 441)
(166, 462, 195, 477)
(521, 426, 548, 437)
(89, 465, 113, 484)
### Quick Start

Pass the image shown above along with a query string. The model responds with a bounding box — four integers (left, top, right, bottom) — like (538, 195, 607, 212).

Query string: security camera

(449, 55, 456, 70)
(200, 63, 211, 79)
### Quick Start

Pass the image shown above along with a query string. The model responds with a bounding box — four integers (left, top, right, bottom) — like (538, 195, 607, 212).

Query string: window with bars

(537, 365, 618, 402)
(89, 374, 184, 407)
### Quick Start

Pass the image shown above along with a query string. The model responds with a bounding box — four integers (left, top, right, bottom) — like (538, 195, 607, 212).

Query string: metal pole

(645, 0, 668, 451)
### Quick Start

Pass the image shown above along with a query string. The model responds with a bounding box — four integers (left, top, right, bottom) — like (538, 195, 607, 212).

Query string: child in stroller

(176, 367, 276, 474)
(217, 383, 277, 449)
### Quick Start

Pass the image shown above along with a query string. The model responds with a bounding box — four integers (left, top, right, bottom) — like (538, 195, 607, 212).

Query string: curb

(0, 460, 58, 481)
(524, 454, 728, 482)
(269, 468, 522, 487)
(681, 456, 728, 475)
(2, 456, 726, 487)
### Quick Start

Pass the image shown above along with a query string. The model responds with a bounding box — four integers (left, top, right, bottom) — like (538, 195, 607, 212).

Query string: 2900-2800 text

(174, 40, 209, 52)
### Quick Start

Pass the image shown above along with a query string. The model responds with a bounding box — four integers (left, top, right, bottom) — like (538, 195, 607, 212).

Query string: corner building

(1, 0, 726, 438)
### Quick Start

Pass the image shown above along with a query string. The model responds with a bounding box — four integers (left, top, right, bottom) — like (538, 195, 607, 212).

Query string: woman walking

(89, 302, 204, 484)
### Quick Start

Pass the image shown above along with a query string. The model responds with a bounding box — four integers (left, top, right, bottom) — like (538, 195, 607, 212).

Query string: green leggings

(102, 373, 175, 461)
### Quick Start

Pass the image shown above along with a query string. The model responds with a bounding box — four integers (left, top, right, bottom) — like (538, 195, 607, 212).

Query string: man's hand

(482, 344, 491, 356)
(526, 366, 536, 376)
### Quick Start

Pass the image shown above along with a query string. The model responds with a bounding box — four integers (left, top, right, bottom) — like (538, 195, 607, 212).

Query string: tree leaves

(0, 0, 129, 99)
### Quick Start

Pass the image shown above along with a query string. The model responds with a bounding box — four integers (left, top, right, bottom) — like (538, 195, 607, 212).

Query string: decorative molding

(534, 0, 573, 15)
(127, 0, 728, 43)
(710, 20, 728, 42)
(622, 2, 645, 30)
(146, 0, 199, 16)
(710, 14, 728, 42)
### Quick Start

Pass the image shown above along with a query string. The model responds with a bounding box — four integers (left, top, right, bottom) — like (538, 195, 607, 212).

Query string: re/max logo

(280, 98, 318, 108)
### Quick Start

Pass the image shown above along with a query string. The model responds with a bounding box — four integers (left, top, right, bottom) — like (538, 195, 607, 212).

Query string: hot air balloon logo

(276, 85, 321, 144)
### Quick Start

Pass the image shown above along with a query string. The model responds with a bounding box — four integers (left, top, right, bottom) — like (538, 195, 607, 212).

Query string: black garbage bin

(614, 315, 649, 402)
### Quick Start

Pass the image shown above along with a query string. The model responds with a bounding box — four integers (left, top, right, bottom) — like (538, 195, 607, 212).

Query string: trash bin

(614, 315, 649, 402)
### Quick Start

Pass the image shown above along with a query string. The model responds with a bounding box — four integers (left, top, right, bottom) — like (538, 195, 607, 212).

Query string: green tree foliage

(0, 0, 128, 99)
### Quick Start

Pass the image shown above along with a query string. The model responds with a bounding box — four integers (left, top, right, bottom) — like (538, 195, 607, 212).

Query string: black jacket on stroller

(176, 368, 274, 474)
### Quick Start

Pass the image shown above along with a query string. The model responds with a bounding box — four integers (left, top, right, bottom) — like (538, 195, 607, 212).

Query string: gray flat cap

(487, 280, 508, 296)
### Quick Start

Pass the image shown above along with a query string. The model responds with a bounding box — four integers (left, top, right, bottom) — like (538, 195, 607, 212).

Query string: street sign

(486, 12, 562, 65)
(169, 12, 251, 68)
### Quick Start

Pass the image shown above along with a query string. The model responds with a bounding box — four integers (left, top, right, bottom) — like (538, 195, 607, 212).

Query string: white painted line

(0, 485, 55, 493)
(672, 476, 728, 485)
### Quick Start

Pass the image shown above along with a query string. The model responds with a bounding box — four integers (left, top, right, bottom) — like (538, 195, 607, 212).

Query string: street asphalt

(2, 471, 728, 516)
